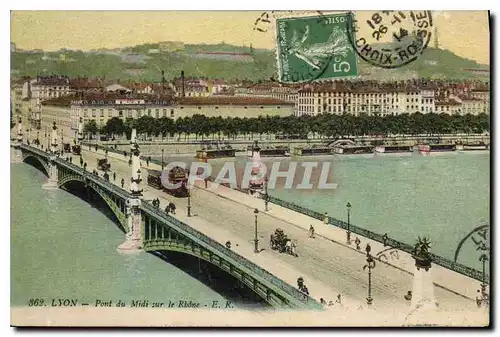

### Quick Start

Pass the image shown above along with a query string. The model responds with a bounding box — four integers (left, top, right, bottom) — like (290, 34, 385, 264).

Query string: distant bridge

(12, 142, 322, 310)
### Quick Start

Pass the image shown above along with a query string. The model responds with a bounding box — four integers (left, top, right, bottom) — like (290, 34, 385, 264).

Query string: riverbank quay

(81, 132, 490, 156)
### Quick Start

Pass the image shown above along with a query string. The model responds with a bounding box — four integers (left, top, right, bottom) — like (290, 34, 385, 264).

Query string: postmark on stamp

(275, 13, 358, 83)
(346, 10, 433, 69)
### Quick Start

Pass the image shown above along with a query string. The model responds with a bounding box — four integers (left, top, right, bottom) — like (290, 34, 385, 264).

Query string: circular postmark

(346, 10, 433, 69)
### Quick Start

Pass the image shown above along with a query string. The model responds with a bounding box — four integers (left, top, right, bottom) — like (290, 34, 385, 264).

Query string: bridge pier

(118, 128, 143, 253)
(42, 157, 59, 190)
(117, 198, 143, 253)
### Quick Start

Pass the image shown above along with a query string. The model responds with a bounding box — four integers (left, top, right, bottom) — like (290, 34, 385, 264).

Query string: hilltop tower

(181, 70, 185, 98)
(434, 27, 439, 49)
(161, 70, 166, 92)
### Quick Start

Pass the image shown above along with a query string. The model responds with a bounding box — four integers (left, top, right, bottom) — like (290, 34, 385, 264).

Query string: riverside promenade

(74, 143, 481, 313)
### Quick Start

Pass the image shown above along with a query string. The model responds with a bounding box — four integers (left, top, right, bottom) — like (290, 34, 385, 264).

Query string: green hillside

(10, 42, 488, 82)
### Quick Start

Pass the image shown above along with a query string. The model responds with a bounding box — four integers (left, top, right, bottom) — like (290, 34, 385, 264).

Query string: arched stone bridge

(12, 143, 322, 310)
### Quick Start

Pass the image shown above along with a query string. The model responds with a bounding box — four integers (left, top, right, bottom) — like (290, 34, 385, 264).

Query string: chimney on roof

(181, 70, 185, 98)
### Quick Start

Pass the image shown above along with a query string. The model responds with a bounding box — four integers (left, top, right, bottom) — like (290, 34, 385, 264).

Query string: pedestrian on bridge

(80, 157, 83, 167)
(297, 277, 304, 290)
(69, 157, 72, 163)
(121, 178, 125, 188)
(128, 159, 132, 167)
(309, 225, 315, 238)
(323, 212, 329, 225)
(83, 162, 87, 171)
(169, 202, 176, 214)
(355, 237, 361, 250)
(113, 172, 116, 181)
(164, 205, 170, 215)
(301, 285, 309, 295)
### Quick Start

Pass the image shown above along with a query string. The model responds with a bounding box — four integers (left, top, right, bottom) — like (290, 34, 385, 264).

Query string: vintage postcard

(10, 10, 490, 327)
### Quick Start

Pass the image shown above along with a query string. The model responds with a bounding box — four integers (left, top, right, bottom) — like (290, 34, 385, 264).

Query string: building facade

(296, 84, 436, 117)
(62, 95, 294, 129)
(25, 75, 71, 107)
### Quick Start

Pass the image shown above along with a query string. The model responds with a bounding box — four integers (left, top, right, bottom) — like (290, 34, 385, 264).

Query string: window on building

(100, 109, 104, 117)
(92, 109, 96, 117)
(170, 110, 174, 118)
(148, 109, 152, 116)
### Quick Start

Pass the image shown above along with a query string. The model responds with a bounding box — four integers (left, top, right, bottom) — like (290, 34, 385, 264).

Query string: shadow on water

(61, 180, 126, 234)
(61, 181, 270, 310)
(150, 250, 270, 310)
(20, 156, 49, 178)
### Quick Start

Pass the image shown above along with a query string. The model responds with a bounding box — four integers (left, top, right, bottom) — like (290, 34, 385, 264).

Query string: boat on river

(293, 146, 332, 156)
(456, 142, 489, 151)
(332, 144, 374, 154)
(374, 145, 413, 154)
(418, 143, 456, 155)
(196, 141, 235, 159)
(247, 140, 290, 158)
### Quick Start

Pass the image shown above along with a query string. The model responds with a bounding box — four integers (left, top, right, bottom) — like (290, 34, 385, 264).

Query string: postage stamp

(275, 13, 358, 83)
(10, 9, 490, 328)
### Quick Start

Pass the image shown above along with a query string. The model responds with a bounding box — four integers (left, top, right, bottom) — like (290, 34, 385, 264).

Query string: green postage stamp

(276, 13, 358, 83)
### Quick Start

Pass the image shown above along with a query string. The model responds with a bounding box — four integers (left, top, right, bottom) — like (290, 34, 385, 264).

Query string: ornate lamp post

(346, 202, 352, 244)
(161, 148, 165, 170)
(264, 176, 269, 211)
(254, 208, 259, 253)
(478, 241, 489, 300)
(187, 188, 192, 217)
(363, 243, 376, 305)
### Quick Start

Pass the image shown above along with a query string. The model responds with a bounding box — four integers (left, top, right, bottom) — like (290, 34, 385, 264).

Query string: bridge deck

(69, 143, 478, 312)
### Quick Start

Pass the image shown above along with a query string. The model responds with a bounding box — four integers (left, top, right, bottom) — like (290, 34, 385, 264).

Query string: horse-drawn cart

(270, 228, 298, 257)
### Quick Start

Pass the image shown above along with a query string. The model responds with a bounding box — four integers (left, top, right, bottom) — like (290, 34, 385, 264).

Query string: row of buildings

(11, 74, 490, 134)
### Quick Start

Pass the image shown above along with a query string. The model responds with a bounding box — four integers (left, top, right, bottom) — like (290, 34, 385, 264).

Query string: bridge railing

(267, 195, 488, 283)
(19, 143, 50, 159)
(55, 157, 132, 200)
(141, 202, 321, 309)
(82, 142, 165, 166)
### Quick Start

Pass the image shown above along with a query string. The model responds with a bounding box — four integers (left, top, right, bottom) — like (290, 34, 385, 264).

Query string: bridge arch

(21, 154, 50, 177)
(141, 211, 314, 309)
(58, 175, 128, 233)
(144, 238, 289, 307)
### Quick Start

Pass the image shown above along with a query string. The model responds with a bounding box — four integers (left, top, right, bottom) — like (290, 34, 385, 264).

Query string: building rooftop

(173, 96, 294, 106)
(33, 75, 70, 86)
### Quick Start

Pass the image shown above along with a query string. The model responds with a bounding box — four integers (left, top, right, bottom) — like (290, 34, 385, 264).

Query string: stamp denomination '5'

(276, 13, 358, 83)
